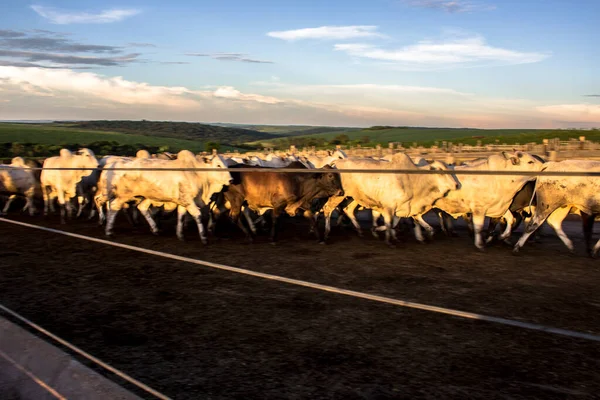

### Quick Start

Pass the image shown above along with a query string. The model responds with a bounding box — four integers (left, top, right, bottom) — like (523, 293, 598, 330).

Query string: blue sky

(0, 0, 598, 128)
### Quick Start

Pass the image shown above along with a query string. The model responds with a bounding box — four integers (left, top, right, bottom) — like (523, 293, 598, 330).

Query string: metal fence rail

(4, 166, 600, 177)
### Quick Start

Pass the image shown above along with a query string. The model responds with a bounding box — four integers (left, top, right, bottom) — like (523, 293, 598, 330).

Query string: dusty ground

(1, 211, 599, 400)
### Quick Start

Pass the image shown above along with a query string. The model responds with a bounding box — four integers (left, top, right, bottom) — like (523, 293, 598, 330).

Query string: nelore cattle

(4, 147, 600, 258)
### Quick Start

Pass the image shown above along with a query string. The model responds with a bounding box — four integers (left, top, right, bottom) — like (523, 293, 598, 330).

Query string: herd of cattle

(1, 147, 599, 257)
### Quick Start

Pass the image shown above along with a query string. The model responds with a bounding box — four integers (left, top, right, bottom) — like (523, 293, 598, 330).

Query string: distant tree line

(268, 134, 377, 150)
(0, 141, 169, 159)
(61, 120, 276, 146)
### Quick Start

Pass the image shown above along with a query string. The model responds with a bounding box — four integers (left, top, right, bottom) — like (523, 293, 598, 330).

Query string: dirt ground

(1, 211, 600, 400)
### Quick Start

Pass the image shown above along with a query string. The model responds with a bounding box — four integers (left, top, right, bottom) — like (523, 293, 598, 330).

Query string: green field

(257, 126, 599, 148)
(211, 123, 360, 136)
(0, 123, 219, 155)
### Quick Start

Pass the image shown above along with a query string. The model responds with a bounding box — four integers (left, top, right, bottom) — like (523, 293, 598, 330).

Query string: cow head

(315, 165, 344, 197)
(429, 160, 459, 195)
(501, 151, 544, 171)
(210, 154, 234, 186)
(74, 148, 99, 177)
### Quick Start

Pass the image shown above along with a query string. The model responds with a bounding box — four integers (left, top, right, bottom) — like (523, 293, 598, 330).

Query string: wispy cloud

(334, 34, 549, 69)
(402, 0, 495, 13)
(0, 59, 92, 69)
(583, 94, 600, 97)
(0, 30, 140, 67)
(267, 25, 385, 41)
(128, 42, 157, 48)
(253, 81, 468, 96)
(1, 36, 122, 53)
(536, 104, 600, 123)
(159, 61, 190, 65)
(0, 49, 140, 67)
(30, 5, 141, 24)
(0, 30, 26, 38)
(186, 52, 274, 64)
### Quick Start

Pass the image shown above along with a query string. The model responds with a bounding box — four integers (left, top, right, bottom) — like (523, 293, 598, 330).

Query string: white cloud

(334, 35, 549, 69)
(30, 5, 141, 24)
(536, 104, 600, 123)
(212, 86, 283, 104)
(253, 81, 468, 96)
(0, 66, 596, 129)
(267, 26, 384, 41)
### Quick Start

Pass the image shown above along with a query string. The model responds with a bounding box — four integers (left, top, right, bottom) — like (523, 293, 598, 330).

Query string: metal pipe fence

(3, 166, 600, 177)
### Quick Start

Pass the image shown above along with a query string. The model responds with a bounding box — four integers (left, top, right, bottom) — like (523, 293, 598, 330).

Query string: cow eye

(528, 161, 534, 164)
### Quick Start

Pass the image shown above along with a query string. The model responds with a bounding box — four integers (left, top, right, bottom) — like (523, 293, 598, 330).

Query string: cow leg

(24, 191, 37, 216)
(581, 212, 595, 257)
(76, 195, 86, 218)
(105, 199, 125, 237)
(1, 194, 16, 215)
(414, 214, 435, 239)
(304, 210, 322, 243)
(42, 187, 50, 215)
(513, 209, 552, 254)
(94, 195, 106, 225)
(322, 196, 346, 242)
(176, 206, 188, 241)
(57, 191, 68, 224)
(485, 218, 499, 243)
(382, 211, 395, 246)
(546, 206, 574, 253)
(464, 213, 475, 237)
(343, 200, 362, 237)
(242, 207, 258, 234)
(438, 211, 457, 237)
(498, 210, 515, 244)
(413, 220, 425, 243)
(138, 200, 160, 236)
(269, 208, 283, 243)
(472, 213, 486, 250)
(186, 204, 207, 244)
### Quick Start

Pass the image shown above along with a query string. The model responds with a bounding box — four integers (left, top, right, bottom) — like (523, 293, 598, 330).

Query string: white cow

(0, 157, 40, 216)
(513, 160, 600, 257)
(305, 149, 347, 169)
(92, 150, 152, 223)
(104, 150, 232, 243)
(40, 148, 99, 223)
(333, 153, 457, 245)
(433, 151, 544, 249)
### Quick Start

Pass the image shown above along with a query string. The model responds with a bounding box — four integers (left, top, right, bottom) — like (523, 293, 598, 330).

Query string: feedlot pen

(1, 214, 600, 399)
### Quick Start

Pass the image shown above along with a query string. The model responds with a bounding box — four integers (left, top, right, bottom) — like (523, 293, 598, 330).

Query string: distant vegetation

(260, 126, 600, 150)
(210, 123, 359, 137)
(0, 122, 237, 158)
(61, 120, 276, 145)
(1, 121, 598, 158)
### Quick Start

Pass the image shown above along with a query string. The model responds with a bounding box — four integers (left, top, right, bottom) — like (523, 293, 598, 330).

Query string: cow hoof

(152, 230, 161, 236)
(200, 238, 208, 245)
(106, 233, 115, 239)
(476, 246, 485, 252)
(502, 239, 513, 246)
(512, 246, 521, 255)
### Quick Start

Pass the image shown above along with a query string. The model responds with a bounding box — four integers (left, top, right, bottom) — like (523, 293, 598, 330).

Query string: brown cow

(225, 162, 344, 242)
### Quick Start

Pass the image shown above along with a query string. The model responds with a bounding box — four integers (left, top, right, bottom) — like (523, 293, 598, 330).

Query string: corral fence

(221, 136, 600, 165)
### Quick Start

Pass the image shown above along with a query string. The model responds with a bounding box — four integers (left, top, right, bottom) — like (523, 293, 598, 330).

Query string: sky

(0, 0, 598, 128)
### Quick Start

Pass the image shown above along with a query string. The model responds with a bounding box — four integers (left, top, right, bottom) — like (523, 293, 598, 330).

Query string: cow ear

(501, 151, 511, 160)
(510, 156, 519, 165)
